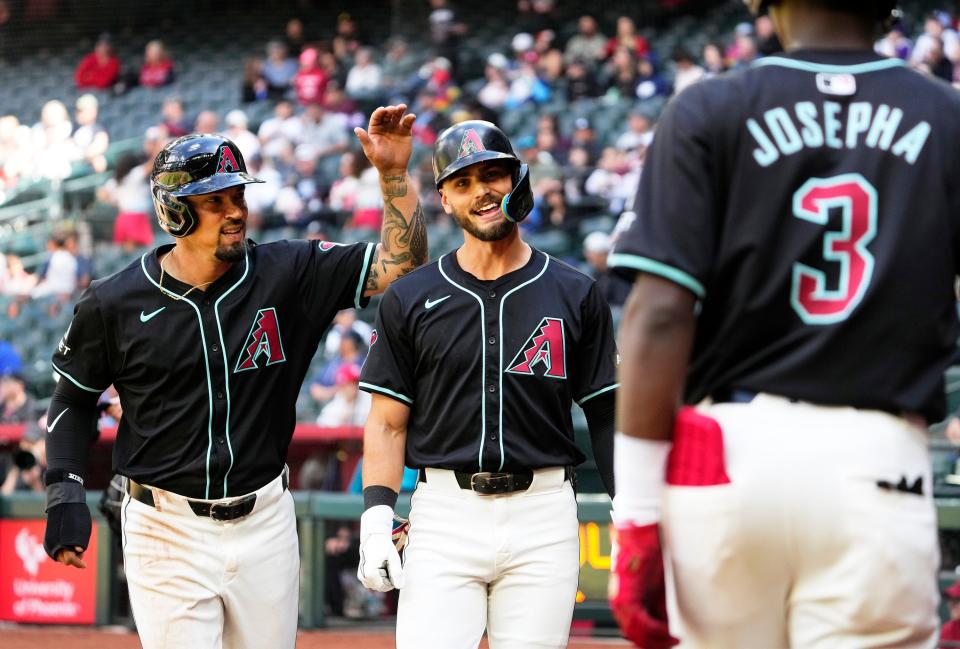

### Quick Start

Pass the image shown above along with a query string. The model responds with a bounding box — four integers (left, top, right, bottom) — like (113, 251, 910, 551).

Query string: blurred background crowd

(2, 0, 960, 623)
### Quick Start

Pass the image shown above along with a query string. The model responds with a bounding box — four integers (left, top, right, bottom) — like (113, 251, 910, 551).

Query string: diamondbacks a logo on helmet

(457, 129, 486, 160)
(217, 145, 241, 174)
(235, 308, 286, 372)
(506, 317, 566, 379)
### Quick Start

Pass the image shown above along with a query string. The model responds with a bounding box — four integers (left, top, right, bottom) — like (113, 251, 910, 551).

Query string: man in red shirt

(75, 34, 120, 90)
(294, 47, 328, 106)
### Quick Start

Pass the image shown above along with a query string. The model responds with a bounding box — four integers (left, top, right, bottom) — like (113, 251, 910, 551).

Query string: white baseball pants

(663, 394, 939, 649)
(396, 467, 580, 649)
(120, 470, 299, 649)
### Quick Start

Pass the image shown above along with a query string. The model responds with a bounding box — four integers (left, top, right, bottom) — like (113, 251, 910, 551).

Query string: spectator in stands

(703, 42, 727, 77)
(243, 153, 282, 232)
(565, 58, 601, 100)
(876, 23, 913, 61)
(754, 14, 782, 57)
(604, 46, 639, 99)
(258, 99, 302, 158)
(284, 17, 306, 57)
(345, 47, 383, 101)
(616, 108, 653, 154)
(1, 254, 37, 302)
(333, 12, 362, 61)
(310, 329, 366, 406)
(0, 372, 35, 424)
(139, 39, 175, 87)
(63, 230, 92, 291)
(262, 39, 298, 99)
(31, 232, 77, 299)
(562, 145, 593, 204)
(516, 0, 559, 35)
(328, 151, 383, 230)
(912, 12, 960, 69)
(294, 47, 329, 106)
(223, 109, 260, 162)
(730, 29, 759, 69)
(0, 340, 21, 376)
(320, 50, 347, 88)
(381, 37, 419, 97)
(71, 94, 109, 174)
(603, 16, 649, 61)
(585, 146, 634, 214)
(537, 113, 570, 160)
(317, 363, 371, 427)
(241, 57, 268, 103)
(918, 37, 955, 82)
(0, 115, 31, 195)
(536, 46, 565, 88)
(582, 231, 631, 322)
(940, 581, 960, 646)
(75, 33, 120, 90)
(570, 117, 600, 162)
(0, 416, 45, 495)
(322, 308, 373, 359)
(527, 184, 574, 233)
(428, 0, 466, 67)
(564, 15, 606, 65)
(672, 47, 705, 95)
(635, 56, 671, 100)
(160, 95, 189, 137)
(506, 60, 551, 108)
(32, 99, 74, 181)
(285, 144, 324, 224)
(322, 81, 361, 122)
(300, 103, 349, 160)
(194, 110, 219, 134)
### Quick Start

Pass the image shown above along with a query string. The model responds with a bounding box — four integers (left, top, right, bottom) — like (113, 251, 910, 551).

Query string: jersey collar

(753, 49, 906, 74)
(144, 243, 250, 302)
(444, 245, 545, 291)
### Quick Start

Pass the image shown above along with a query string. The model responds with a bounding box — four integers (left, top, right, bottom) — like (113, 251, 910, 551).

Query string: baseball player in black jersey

(41, 105, 426, 649)
(355, 120, 618, 648)
(607, 1, 952, 647)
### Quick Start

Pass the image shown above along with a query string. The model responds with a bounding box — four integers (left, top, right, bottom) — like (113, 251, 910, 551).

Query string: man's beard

(453, 199, 516, 242)
(215, 237, 247, 262)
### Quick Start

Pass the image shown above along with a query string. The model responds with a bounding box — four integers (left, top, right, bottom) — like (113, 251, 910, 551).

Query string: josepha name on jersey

(747, 101, 930, 167)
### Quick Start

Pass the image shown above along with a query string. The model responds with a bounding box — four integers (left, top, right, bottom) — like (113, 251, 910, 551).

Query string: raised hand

(355, 104, 417, 176)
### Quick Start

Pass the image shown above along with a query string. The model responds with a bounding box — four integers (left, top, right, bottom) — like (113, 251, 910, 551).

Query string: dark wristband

(363, 485, 399, 510)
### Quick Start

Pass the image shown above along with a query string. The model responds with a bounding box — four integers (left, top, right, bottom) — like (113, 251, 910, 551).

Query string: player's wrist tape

(45, 476, 87, 510)
(363, 485, 398, 511)
(611, 433, 670, 527)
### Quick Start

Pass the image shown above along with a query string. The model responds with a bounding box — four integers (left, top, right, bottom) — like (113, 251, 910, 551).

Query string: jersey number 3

(790, 173, 877, 325)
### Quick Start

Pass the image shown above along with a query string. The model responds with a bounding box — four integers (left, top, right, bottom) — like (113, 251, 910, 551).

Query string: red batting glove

(608, 522, 678, 649)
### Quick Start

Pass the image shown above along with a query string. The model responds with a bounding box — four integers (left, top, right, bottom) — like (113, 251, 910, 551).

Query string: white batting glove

(358, 504, 405, 591)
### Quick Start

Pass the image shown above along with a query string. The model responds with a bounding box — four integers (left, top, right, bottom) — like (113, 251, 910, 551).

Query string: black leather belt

(126, 471, 288, 521)
(420, 467, 573, 495)
(711, 388, 757, 404)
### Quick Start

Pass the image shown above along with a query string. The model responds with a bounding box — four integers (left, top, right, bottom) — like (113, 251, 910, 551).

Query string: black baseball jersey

(359, 246, 618, 472)
(52, 239, 374, 499)
(610, 50, 960, 421)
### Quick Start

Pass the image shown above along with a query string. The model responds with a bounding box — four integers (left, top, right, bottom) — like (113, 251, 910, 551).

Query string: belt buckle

(210, 494, 254, 521)
(470, 472, 512, 494)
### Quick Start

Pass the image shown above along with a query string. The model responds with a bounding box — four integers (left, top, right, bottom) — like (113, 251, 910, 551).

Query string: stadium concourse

(3, 0, 960, 643)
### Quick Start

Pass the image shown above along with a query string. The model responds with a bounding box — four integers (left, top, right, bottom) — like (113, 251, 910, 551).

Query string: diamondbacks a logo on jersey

(506, 317, 566, 379)
(235, 308, 286, 372)
(217, 145, 241, 174)
(458, 129, 486, 159)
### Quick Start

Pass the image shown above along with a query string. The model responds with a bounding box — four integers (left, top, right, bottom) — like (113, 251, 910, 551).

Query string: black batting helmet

(745, 0, 897, 20)
(150, 134, 263, 237)
(432, 120, 534, 223)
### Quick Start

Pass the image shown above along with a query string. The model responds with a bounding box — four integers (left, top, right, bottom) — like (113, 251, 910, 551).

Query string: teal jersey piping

(359, 382, 413, 405)
(498, 254, 550, 471)
(51, 363, 107, 393)
(140, 253, 217, 499)
(577, 383, 619, 407)
(752, 56, 906, 75)
(355, 242, 376, 309)
(213, 251, 250, 496)
(437, 254, 488, 471)
(607, 253, 706, 299)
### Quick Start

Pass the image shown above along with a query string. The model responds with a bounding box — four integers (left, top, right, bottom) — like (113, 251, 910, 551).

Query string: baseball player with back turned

(40, 105, 426, 649)
(356, 120, 619, 648)
(607, 1, 956, 647)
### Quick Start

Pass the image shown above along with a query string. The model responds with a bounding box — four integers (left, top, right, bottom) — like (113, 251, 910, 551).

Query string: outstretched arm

(356, 104, 428, 296)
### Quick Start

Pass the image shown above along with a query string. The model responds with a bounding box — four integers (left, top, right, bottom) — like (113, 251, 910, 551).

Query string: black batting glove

(44, 502, 92, 560)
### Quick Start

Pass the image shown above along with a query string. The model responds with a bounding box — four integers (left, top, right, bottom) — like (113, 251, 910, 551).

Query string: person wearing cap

(317, 363, 371, 427)
(294, 47, 329, 107)
(71, 94, 109, 173)
(942, 581, 960, 646)
(223, 110, 260, 163)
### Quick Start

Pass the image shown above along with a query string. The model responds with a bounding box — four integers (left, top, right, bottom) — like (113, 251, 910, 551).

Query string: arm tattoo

(366, 173, 428, 292)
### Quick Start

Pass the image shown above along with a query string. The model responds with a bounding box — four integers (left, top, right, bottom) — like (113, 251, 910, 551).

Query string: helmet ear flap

(152, 185, 197, 238)
(501, 163, 533, 223)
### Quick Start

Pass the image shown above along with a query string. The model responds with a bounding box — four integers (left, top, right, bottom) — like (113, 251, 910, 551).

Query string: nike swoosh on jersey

(47, 408, 69, 433)
(424, 295, 452, 310)
(139, 307, 166, 323)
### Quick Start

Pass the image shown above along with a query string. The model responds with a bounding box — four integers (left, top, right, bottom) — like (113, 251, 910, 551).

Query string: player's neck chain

(159, 248, 214, 301)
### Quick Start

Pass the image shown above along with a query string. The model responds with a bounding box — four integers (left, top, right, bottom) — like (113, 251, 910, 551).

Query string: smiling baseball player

(41, 105, 426, 649)
(356, 120, 617, 649)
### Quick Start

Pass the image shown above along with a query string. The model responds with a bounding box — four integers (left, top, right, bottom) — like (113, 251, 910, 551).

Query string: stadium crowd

(1, 0, 960, 627)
